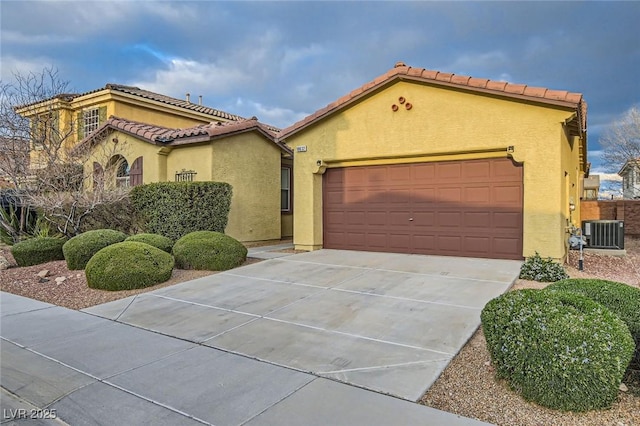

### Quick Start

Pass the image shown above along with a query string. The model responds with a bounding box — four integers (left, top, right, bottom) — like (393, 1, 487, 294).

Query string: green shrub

(125, 233, 174, 253)
(172, 231, 246, 271)
(481, 289, 634, 412)
(519, 252, 568, 282)
(11, 237, 66, 267)
(79, 198, 138, 234)
(130, 182, 232, 241)
(85, 241, 174, 291)
(62, 229, 127, 270)
(547, 278, 640, 370)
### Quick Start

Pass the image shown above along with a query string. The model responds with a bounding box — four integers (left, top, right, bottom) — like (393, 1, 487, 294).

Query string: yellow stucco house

(78, 116, 293, 242)
(16, 83, 245, 169)
(277, 62, 588, 260)
(18, 84, 293, 242)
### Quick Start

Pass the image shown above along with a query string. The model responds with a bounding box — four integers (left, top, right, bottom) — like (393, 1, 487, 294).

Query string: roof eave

(279, 73, 583, 141)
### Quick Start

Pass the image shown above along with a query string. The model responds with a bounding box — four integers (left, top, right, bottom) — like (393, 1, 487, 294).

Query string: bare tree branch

(601, 105, 640, 171)
(1, 67, 128, 241)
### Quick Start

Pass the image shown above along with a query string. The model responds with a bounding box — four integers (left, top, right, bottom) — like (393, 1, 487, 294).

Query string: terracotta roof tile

(77, 116, 291, 155)
(435, 72, 454, 82)
(468, 77, 489, 89)
(523, 86, 547, 97)
(486, 80, 508, 91)
(504, 83, 527, 95)
(451, 75, 471, 85)
(279, 62, 585, 141)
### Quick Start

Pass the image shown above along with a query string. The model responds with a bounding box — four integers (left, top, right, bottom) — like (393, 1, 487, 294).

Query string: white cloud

(234, 98, 308, 129)
(131, 58, 252, 98)
(0, 56, 58, 82)
(0, 30, 75, 46)
(591, 172, 622, 182)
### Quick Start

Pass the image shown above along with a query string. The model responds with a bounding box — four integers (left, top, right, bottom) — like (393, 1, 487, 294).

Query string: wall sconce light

(317, 160, 322, 166)
(569, 202, 576, 212)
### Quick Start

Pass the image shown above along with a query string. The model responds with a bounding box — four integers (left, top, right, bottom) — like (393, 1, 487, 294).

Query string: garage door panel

(493, 185, 522, 204)
(347, 211, 366, 225)
(464, 237, 491, 255)
(494, 212, 521, 229)
(438, 163, 463, 180)
(463, 161, 491, 179)
(325, 211, 345, 226)
(323, 158, 522, 260)
(438, 187, 462, 202)
(438, 235, 463, 252)
(366, 212, 387, 226)
(464, 186, 491, 204)
(389, 211, 411, 226)
(438, 211, 461, 227)
(465, 212, 491, 228)
(389, 233, 411, 250)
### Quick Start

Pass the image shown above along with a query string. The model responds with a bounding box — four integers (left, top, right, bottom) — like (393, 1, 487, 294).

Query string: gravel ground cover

(1, 238, 638, 425)
(421, 238, 640, 426)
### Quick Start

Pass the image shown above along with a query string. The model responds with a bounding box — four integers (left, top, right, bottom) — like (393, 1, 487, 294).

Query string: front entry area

(323, 158, 523, 260)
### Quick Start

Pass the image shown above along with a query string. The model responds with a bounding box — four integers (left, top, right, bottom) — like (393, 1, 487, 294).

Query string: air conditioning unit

(582, 220, 624, 249)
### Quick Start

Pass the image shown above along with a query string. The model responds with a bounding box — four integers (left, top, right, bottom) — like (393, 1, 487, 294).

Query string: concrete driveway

(86, 248, 520, 400)
(1, 249, 520, 425)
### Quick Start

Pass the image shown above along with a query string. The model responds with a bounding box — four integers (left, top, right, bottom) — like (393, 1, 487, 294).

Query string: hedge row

(130, 182, 232, 241)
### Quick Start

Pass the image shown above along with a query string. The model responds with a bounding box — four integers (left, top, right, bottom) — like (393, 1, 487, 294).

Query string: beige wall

(284, 81, 583, 259)
(211, 133, 283, 242)
(86, 131, 284, 242)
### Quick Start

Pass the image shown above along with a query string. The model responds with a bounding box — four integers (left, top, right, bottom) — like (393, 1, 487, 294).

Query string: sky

(1, 1, 639, 186)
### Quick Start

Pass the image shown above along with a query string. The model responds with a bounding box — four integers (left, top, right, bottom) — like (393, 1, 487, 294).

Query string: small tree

(601, 105, 640, 170)
(0, 67, 128, 240)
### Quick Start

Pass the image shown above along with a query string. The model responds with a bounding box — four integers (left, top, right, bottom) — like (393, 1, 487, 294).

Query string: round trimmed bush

(11, 237, 66, 267)
(63, 229, 127, 270)
(546, 278, 640, 369)
(125, 233, 173, 253)
(85, 241, 174, 291)
(172, 231, 247, 271)
(481, 289, 634, 412)
(519, 252, 568, 282)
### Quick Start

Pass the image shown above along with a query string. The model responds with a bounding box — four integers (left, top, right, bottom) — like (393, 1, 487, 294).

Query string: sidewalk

(1, 291, 490, 425)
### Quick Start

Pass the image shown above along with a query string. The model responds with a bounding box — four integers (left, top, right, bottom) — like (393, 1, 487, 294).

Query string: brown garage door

(323, 158, 523, 260)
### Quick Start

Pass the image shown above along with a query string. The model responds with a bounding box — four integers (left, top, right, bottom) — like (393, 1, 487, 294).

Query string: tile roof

(102, 84, 245, 122)
(18, 84, 246, 123)
(278, 62, 587, 140)
(79, 116, 292, 155)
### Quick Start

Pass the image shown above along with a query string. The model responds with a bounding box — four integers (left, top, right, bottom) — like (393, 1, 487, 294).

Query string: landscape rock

(55, 276, 67, 284)
(619, 383, 628, 392)
(37, 269, 50, 278)
(0, 255, 9, 270)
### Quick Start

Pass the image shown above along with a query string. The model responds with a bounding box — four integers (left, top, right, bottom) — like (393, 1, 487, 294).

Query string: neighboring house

(619, 159, 640, 199)
(77, 116, 293, 242)
(16, 84, 245, 169)
(0, 136, 30, 187)
(582, 174, 600, 200)
(277, 62, 588, 261)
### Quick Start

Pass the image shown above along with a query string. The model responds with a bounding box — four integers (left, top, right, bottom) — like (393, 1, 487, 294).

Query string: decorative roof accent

(278, 62, 587, 140)
(78, 116, 292, 155)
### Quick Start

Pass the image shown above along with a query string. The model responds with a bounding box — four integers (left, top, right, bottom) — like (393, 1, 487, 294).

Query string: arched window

(107, 155, 130, 188)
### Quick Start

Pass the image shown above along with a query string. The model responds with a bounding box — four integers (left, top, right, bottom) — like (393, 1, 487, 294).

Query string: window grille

(83, 108, 100, 136)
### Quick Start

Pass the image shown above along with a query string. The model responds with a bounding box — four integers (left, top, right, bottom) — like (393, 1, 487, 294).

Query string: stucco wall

(166, 144, 213, 182)
(211, 133, 282, 242)
(86, 131, 283, 242)
(285, 81, 582, 259)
